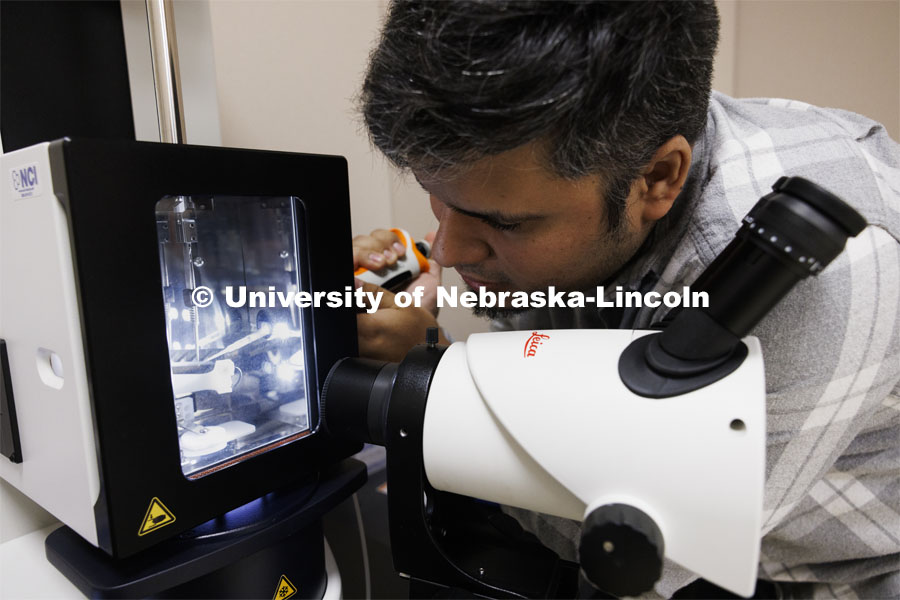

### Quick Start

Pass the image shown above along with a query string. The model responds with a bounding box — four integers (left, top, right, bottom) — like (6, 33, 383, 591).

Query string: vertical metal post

(146, 0, 186, 143)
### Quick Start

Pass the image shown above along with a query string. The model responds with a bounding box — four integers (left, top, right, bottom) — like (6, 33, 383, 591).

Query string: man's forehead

(414, 146, 605, 217)
(414, 169, 549, 220)
(414, 143, 550, 188)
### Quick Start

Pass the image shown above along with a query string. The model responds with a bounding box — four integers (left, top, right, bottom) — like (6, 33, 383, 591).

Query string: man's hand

(355, 279, 450, 362)
(353, 228, 408, 272)
(353, 229, 442, 316)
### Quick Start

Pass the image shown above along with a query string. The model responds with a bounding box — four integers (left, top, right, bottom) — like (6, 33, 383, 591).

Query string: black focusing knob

(579, 504, 664, 597)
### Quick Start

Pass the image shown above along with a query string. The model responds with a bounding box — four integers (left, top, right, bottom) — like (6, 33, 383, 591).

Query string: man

(352, 2, 900, 597)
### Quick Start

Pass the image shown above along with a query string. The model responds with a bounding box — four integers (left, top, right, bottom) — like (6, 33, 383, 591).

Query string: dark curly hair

(361, 1, 719, 230)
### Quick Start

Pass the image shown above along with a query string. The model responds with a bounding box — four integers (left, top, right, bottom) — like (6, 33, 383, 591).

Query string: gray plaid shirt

(494, 92, 900, 598)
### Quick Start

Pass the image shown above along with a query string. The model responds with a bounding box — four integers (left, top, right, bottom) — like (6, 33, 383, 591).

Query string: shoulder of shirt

(682, 93, 900, 262)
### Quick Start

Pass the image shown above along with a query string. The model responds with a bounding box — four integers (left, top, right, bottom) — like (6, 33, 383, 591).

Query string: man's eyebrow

(414, 175, 542, 223)
(449, 204, 541, 224)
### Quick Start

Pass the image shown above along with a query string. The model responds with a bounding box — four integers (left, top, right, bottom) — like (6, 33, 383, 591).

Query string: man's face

(418, 143, 651, 300)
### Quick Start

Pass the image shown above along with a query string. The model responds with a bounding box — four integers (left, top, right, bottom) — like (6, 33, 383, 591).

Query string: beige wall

(207, 0, 393, 238)
(207, 0, 900, 341)
(716, 0, 899, 140)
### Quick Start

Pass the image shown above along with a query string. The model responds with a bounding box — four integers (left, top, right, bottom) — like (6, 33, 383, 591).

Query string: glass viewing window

(155, 196, 314, 478)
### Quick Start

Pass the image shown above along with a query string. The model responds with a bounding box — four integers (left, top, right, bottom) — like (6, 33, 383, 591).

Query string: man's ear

(638, 135, 692, 224)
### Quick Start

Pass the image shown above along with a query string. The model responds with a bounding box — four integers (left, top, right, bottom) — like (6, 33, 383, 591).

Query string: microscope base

(45, 459, 366, 599)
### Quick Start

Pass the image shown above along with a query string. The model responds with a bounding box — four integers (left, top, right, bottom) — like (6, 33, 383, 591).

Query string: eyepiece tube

(321, 358, 398, 445)
(623, 177, 866, 397)
(657, 177, 866, 362)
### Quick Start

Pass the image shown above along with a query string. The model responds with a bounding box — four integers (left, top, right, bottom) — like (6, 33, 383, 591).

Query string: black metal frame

(48, 138, 361, 557)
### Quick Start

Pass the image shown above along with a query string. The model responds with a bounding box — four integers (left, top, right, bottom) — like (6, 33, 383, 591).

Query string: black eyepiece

(684, 176, 867, 341)
(738, 176, 866, 279)
(620, 176, 867, 398)
(772, 176, 867, 237)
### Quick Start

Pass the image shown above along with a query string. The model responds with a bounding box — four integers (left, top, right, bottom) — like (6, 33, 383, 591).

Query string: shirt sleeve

(748, 225, 900, 581)
(752, 225, 899, 528)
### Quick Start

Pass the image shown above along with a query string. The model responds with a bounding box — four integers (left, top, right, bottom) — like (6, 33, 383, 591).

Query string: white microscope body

(423, 329, 765, 596)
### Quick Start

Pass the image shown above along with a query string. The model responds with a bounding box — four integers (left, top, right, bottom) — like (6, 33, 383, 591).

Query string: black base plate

(45, 459, 366, 599)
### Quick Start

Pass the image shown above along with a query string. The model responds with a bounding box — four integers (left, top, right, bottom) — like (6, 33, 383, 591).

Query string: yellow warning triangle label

(138, 497, 176, 536)
(272, 574, 298, 600)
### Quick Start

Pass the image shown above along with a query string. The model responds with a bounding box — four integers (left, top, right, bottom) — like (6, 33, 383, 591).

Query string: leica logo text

(524, 332, 550, 358)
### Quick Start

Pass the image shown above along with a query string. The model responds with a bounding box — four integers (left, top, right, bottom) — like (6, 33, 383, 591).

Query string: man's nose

(430, 209, 492, 268)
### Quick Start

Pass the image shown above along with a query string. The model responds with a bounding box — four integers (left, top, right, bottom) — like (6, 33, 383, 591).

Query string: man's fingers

(354, 278, 397, 310)
(353, 244, 387, 271)
(352, 229, 403, 270)
(355, 312, 380, 339)
(370, 229, 406, 260)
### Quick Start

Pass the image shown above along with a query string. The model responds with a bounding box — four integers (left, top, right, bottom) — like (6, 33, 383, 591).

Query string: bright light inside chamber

(289, 348, 304, 367)
(276, 362, 298, 382)
(271, 322, 292, 340)
(155, 194, 313, 479)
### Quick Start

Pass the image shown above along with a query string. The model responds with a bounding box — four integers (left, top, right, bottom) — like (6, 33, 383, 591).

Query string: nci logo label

(10, 163, 41, 198)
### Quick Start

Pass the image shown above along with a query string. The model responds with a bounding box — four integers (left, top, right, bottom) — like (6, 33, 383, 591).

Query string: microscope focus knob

(578, 503, 664, 597)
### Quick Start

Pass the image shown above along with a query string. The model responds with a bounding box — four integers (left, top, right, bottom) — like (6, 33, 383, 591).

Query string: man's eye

(484, 219, 521, 232)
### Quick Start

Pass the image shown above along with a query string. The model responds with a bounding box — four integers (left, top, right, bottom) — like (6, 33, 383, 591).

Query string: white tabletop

(0, 525, 84, 599)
